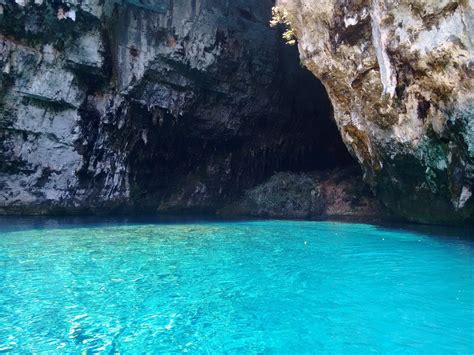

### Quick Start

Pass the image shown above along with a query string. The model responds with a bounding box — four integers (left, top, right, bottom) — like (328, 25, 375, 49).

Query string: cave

(0, 0, 360, 217)
(1, 2, 474, 350)
(123, 41, 355, 214)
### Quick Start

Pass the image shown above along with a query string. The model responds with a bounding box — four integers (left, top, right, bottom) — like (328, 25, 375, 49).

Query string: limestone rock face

(276, 0, 474, 223)
(0, 0, 350, 214)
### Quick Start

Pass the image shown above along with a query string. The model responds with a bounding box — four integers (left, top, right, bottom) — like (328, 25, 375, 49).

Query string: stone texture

(0, 0, 352, 215)
(276, 0, 474, 224)
(226, 172, 326, 219)
(224, 166, 385, 220)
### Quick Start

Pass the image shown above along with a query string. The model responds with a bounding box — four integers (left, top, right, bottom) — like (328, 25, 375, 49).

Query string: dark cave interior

(120, 44, 354, 213)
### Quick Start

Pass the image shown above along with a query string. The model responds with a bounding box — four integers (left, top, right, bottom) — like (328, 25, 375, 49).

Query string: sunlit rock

(276, 0, 474, 223)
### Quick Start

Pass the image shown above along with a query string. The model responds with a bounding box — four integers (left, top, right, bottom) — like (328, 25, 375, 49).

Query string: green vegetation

(270, 6, 297, 45)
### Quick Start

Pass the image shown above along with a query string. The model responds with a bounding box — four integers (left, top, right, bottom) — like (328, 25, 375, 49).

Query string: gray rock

(0, 0, 350, 215)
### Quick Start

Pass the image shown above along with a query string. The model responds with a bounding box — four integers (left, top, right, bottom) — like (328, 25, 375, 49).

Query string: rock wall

(276, 0, 474, 224)
(0, 0, 352, 215)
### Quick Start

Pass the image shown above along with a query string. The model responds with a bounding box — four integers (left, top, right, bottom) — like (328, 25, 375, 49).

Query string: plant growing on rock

(270, 6, 297, 45)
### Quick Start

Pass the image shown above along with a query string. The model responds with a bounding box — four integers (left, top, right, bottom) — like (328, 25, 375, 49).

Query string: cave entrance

(125, 7, 355, 213)
(261, 42, 354, 174)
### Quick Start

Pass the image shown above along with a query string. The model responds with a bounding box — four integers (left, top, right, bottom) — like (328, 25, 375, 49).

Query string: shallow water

(0, 218, 473, 353)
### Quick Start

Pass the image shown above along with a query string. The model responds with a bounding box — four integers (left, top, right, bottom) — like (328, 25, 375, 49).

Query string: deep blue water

(0, 217, 473, 353)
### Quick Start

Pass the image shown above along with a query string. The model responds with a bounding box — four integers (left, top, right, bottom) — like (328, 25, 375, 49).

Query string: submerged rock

(276, 0, 474, 224)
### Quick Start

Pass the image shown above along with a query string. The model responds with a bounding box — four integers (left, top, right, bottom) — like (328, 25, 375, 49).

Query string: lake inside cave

(0, 217, 473, 352)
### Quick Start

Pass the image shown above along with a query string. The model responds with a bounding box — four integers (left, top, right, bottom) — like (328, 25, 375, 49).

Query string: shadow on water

(0, 214, 472, 243)
(372, 222, 474, 243)
(0, 214, 241, 233)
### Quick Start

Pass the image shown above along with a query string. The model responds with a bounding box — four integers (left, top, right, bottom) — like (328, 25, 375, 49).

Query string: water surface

(0, 218, 473, 352)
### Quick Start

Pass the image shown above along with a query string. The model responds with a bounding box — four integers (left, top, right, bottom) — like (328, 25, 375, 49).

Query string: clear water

(0, 218, 473, 353)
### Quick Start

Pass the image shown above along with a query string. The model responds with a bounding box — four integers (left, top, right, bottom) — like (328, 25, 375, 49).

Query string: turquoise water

(0, 218, 473, 353)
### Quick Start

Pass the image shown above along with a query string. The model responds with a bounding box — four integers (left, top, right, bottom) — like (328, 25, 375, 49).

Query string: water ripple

(0, 220, 472, 352)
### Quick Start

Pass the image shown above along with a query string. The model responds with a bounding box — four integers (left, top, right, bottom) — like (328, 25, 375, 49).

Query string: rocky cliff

(3, 0, 469, 224)
(276, 0, 474, 224)
(0, 0, 357, 215)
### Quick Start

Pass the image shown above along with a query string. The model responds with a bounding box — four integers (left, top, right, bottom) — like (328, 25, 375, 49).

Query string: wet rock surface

(276, 0, 474, 224)
(0, 0, 354, 216)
